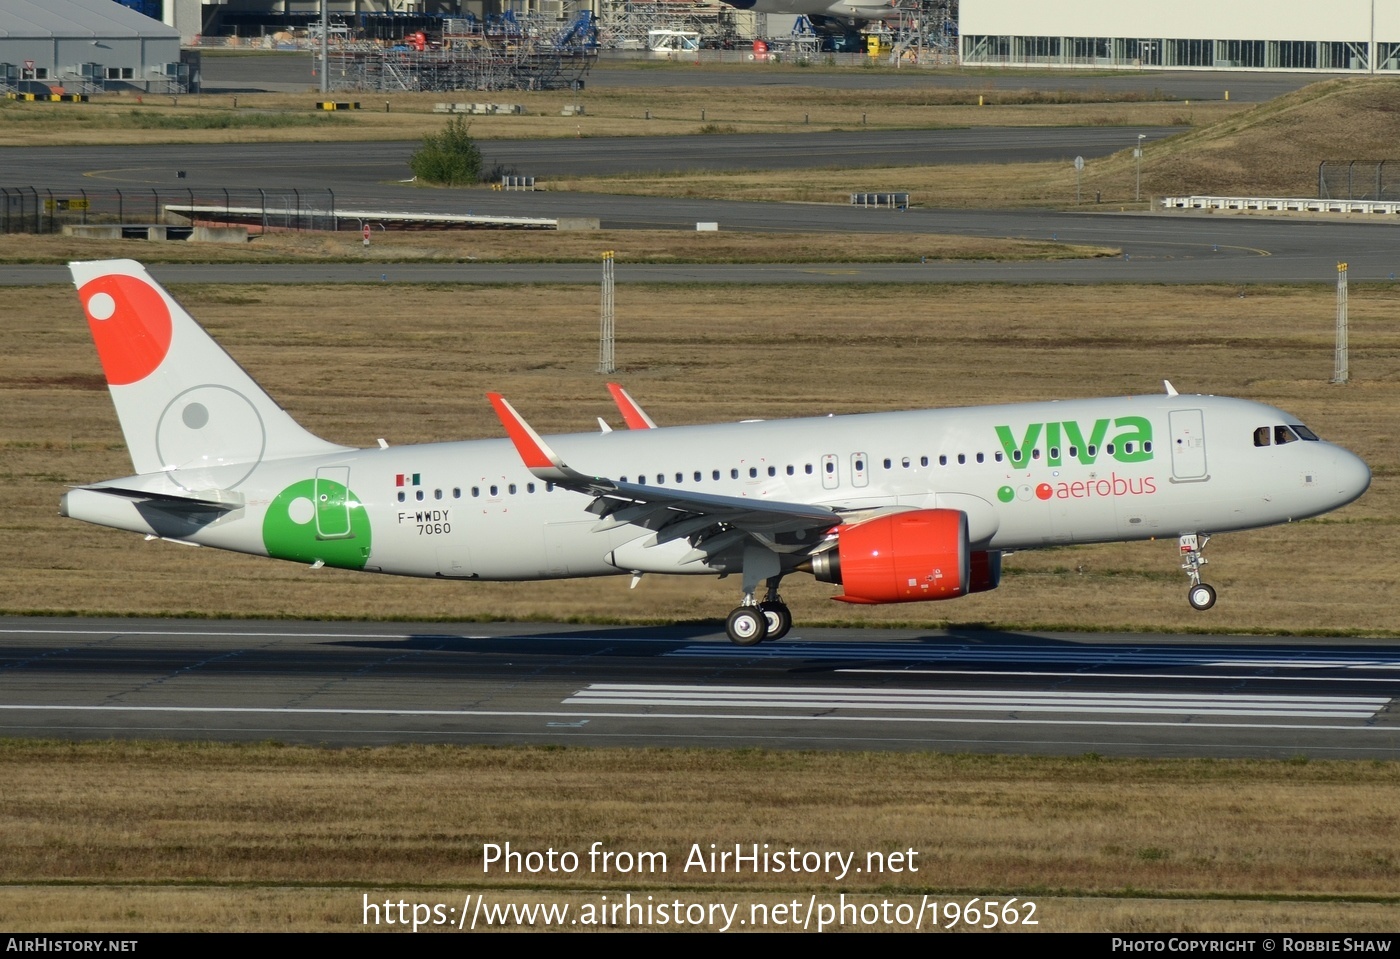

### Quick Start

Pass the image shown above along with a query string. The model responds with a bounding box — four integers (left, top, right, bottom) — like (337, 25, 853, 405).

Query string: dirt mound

(1145, 77, 1400, 197)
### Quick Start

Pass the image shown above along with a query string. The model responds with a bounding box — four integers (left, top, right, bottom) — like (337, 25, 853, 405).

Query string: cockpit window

(1292, 424, 1320, 441)
(1275, 425, 1299, 445)
(1253, 426, 1271, 447)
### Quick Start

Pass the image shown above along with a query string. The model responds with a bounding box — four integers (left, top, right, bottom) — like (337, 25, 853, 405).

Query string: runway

(3, 617, 1397, 757)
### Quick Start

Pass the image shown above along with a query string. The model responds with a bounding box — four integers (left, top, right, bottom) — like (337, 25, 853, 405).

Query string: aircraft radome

(63, 260, 1371, 645)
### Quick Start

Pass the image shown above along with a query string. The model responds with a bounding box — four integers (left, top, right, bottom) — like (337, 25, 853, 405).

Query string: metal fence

(1318, 161, 1400, 201)
(0, 187, 340, 235)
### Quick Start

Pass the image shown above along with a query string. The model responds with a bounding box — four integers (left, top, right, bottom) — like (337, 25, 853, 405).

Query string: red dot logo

(1035, 483, 1053, 500)
(79, 273, 173, 386)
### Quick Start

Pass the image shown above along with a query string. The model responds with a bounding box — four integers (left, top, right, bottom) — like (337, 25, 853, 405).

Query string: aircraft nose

(1332, 448, 1371, 506)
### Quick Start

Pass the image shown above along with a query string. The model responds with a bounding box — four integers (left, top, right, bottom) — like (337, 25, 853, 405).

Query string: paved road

(9, 206, 1400, 284)
(3, 617, 1398, 757)
(197, 53, 1329, 102)
(1, 127, 1181, 187)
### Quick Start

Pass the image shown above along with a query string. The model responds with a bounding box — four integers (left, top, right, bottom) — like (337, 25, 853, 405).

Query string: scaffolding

(885, 0, 958, 65)
(597, 0, 746, 50)
(327, 11, 597, 92)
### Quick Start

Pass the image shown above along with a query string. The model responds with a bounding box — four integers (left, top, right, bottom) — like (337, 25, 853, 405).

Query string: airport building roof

(0, 0, 178, 40)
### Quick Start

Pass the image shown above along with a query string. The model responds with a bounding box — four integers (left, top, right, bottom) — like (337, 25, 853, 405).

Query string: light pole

(1135, 133, 1146, 202)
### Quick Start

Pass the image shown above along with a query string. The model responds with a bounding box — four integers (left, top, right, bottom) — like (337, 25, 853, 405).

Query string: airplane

(718, 0, 899, 23)
(62, 259, 1371, 645)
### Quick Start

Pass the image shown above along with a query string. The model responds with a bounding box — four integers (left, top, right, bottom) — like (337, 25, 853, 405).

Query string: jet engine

(809, 509, 977, 604)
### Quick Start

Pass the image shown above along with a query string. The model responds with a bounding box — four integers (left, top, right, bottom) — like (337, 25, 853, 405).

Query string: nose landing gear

(1180, 533, 1216, 610)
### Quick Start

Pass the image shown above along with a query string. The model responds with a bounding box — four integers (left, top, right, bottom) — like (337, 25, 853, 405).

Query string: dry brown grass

(0, 743, 1397, 931)
(2, 281, 1395, 634)
(0, 230, 1115, 265)
(548, 77, 1400, 206)
(0, 86, 1231, 147)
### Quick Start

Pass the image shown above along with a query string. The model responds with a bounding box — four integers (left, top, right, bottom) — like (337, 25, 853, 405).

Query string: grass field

(0, 743, 1397, 932)
(0, 231, 1116, 265)
(0, 86, 1226, 147)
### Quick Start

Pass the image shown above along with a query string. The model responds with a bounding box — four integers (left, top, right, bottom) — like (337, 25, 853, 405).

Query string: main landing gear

(1179, 533, 1217, 611)
(725, 576, 792, 645)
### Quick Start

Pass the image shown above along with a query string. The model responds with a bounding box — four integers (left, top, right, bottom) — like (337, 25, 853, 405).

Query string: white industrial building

(960, 0, 1400, 72)
(0, 0, 185, 92)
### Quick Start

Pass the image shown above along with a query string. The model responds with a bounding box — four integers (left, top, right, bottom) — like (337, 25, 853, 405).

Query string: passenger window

(527, 483, 535, 493)
(749, 467, 758, 478)
(920, 456, 929, 467)
(694, 471, 702, 482)
(824, 462, 834, 474)
(939, 454, 948, 466)
(713, 470, 720, 481)
(882, 458, 891, 469)
(957, 453, 966, 464)
(676, 472, 684, 483)
(1105, 444, 1114, 455)
(452, 488, 461, 499)
(976, 452, 984, 463)
(805, 464, 814, 474)
(767, 466, 776, 477)
(1031, 449, 1040, 460)
(1254, 426, 1271, 447)
(732, 468, 740, 479)
(902, 457, 910, 468)
(1068, 446, 1078, 458)
(786, 465, 795, 476)
(489, 485, 497, 496)
(1143, 441, 1153, 453)
(416, 490, 424, 501)
(435, 489, 443, 500)
(855, 458, 865, 471)
(1087, 445, 1097, 457)
(995, 451, 1004, 463)
(472, 487, 480, 497)
(508, 484, 517, 494)
(1123, 442, 1134, 454)
(397, 491, 405, 503)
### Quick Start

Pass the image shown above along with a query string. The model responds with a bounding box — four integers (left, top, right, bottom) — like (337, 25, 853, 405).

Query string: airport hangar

(959, 0, 1400, 72)
(0, 0, 184, 93)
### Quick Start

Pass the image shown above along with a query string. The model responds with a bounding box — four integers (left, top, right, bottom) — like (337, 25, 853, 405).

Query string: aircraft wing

(487, 393, 841, 542)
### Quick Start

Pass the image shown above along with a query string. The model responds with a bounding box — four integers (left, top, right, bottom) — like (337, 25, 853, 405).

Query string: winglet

(607, 383, 658, 429)
(486, 393, 576, 481)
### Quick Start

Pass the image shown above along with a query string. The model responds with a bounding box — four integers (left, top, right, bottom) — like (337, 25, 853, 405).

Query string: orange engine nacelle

(810, 509, 971, 604)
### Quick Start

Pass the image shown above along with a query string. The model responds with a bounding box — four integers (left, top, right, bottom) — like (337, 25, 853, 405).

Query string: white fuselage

(63, 393, 1371, 586)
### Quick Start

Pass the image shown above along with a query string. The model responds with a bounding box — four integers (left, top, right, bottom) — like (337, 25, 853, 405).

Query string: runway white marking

(0, 702, 1393, 733)
(669, 642, 1400, 671)
(564, 684, 1388, 719)
(839, 668, 1398, 685)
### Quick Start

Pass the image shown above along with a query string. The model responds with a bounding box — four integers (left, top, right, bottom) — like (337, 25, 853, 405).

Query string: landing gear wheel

(1188, 583, 1217, 611)
(759, 601, 792, 641)
(726, 606, 768, 646)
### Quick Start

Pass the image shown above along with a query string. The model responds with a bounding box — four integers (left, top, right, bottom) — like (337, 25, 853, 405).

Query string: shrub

(410, 116, 483, 186)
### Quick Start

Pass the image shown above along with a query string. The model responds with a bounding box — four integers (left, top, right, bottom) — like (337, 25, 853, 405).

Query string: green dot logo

(997, 485, 1015, 503)
(262, 477, 372, 570)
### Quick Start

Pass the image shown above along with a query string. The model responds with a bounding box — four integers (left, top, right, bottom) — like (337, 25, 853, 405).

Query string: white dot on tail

(287, 497, 315, 525)
(87, 291, 117, 321)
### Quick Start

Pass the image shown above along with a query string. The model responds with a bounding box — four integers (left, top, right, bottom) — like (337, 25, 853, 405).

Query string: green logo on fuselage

(994, 417, 1153, 467)
(261, 478, 372, 570)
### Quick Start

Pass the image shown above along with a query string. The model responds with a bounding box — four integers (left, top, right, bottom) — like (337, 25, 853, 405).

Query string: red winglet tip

(486, 393, 555, 470)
